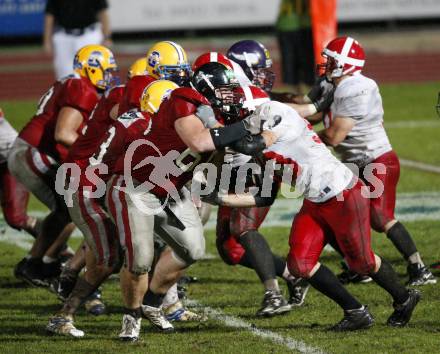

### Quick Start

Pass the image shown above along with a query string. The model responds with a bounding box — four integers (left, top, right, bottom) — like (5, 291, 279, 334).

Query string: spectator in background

(276, 0, 315, 93)
(43, 0, 113, 79)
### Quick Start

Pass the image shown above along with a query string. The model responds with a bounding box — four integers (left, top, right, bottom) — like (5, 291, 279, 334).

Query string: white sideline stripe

(186, 299, 325, 354)
(384, 120, 440, 128)
(400, 159, 440, 174)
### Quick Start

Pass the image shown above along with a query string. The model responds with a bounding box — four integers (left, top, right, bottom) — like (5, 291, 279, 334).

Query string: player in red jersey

(106, 63, 259, 342)
(47, 80, 180, 337)
(8, 44, 118, 288)
(0, 108, 41, 238)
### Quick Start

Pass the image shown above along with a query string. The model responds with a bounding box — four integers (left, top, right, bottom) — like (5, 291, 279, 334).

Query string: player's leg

(0, 162, 40, 237)
(52, 31, 75, 79)
(329, 180, 420, 328)
(144, 187, 204, 330)
(368, 151, 435, 285)
(288, 201, 373, 331)
(106, 175, 155, 341)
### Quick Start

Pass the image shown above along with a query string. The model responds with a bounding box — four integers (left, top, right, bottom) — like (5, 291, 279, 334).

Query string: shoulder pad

(171, 87, 210, 105)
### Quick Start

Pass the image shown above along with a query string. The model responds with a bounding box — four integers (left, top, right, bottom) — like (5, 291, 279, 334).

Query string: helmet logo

(148, 51, 160, 68)
(88, 51, 104, 68)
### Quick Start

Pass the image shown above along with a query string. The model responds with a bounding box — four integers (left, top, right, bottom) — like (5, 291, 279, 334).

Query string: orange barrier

(311, 0, 337, 67)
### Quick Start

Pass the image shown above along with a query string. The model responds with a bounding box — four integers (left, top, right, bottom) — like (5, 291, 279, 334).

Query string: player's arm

(317, 116, 355, 147)
(43, 13, 54, 55)
(109, 104, 119, 120)
(54, 107, 84, 147)
(175, 114, 253, 153)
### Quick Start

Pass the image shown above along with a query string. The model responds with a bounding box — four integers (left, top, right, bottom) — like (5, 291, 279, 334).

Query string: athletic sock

(386, 222, 419, 262)
(143, 289, 166, 308)
(308, 264, 362, 311)
(370, 257, 409, 304)
(124, 307, 142, 319)
(238, 231, 277, 283)
(273, 254, 287, 278)
(62, 277, 96, 315)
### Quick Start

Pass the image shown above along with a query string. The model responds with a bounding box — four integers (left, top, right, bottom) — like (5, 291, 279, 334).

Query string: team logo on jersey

(148, 51, 160, 68)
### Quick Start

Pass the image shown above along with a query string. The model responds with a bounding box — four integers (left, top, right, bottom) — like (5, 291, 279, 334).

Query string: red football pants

(216, 205, 271, 265)
(287, 180, 376, 278)
(0, 162, 31, 230)
(361, 150, 400, 232)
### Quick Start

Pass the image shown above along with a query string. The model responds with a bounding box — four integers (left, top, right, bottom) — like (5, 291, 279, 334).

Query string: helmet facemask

(157, 64, 192, 86)
(252, 67, 275, 92)
(213, 84, 244, 122)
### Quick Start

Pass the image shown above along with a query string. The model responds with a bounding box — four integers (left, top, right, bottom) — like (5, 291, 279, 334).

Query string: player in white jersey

(315, 36, 435, 286)
(203, 100, 421, 331)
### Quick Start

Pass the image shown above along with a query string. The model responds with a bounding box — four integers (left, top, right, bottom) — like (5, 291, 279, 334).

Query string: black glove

(312, 87, 335, 112)
(230, 134, 266, 156)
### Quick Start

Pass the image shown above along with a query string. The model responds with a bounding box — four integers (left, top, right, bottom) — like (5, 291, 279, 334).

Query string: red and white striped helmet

(322, 36, 365, 78)
(192, 52, 233, 72)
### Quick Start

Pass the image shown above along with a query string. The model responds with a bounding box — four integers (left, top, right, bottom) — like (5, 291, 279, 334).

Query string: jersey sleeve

(169, 88, 209, 122)
(62, 79, 98, 116)
(333, 80, 374, 119)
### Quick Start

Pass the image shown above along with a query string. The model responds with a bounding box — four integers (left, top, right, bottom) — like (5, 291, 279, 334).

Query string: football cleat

(337, 262, 372, 285)
(49, 275, 77, 302)
(331, 306, 374, 331)
(407, 263, 437, 286)
(119, 314, 141, 342)
(256, 290, 292, 317)
(286, 278, 310, 307)
(13, 257, 28, 281)
(164, 301, 207, 322)
(387, 289, 421, 327)
(21, 258, 59, 287)
(84, 289, 106, 316)
(142, 305, 174, 332)
(46, 314, 84, 338)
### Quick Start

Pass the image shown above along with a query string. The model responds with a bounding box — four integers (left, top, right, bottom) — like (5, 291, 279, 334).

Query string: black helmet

(191, 62, 244, 121)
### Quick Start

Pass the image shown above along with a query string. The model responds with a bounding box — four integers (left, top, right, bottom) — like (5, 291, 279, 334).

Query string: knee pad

(216, 236, 245, 266)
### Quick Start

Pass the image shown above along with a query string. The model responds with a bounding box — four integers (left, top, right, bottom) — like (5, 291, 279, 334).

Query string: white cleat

(119, 314, 142, 342)
(164, 301, 207, 322)
(142, 305, 174, 332)
(46, 314, 84, 338)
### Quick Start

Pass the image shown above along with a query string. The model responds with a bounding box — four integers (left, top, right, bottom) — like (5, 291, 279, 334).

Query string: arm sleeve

(62, 80, 98, 117)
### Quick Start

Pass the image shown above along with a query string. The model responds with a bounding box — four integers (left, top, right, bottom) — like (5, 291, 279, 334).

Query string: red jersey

(113, 87, 213, 198)
(84, 110, 151, 188)
(66, 85, 125, 170)
(118, 75, 156, 115)
(19, 76, 98, 162)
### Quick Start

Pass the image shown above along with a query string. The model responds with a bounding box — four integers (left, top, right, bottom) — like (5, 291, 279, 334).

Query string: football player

(203, 100, 421, 331)
(193, 52, 310, 315)
(8, 45, 119, 287)
(0, 108, 40, 237)
(314, 36, 435, 286)
(106, 62, 259, 341)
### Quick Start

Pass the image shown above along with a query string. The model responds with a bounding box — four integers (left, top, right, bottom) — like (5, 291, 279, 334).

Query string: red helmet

(192, 52, 233, 72)
(321, 36, 365, 78)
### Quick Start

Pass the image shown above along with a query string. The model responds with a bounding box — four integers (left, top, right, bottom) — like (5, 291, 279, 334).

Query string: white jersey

(326, 73, 392, 166)
(0, 114, 18, 163)
(254, 101, 353, 203)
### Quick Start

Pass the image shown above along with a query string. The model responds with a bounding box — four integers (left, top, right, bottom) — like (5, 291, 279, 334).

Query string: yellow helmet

(128, 57, 148, 79)
(73, 44, 119, 90)
(140, 80, 179, 114)
(146, 41, 191, 85)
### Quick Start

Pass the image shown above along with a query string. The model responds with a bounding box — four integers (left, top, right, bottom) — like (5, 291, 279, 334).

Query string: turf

(0, 81, 439, 353)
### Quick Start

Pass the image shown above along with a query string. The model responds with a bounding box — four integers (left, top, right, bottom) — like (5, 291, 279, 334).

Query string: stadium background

(0, 1, 439, 353)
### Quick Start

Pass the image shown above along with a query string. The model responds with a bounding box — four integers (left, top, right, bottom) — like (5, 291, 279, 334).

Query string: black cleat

(337, 262, 372, 285)
(50, 275, 77, 302)
(14, 257, 28, 280)
(331, 306, 374, 332)
(256, 290, 291, 317)
(387, 289, 421, 327)
(286, 278, 310, 307)
(407, 263, 436, 286)
(21, 258, 50, 287)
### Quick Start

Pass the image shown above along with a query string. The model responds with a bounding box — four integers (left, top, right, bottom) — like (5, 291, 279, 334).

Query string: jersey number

(36, 86, 55, 115)
(90, 126, 116, 165)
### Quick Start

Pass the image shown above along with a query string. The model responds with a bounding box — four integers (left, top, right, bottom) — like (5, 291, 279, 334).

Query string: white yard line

(186, 299, 326, 354)
(385, 120, 440, 128)
(400, 158, 440, 174)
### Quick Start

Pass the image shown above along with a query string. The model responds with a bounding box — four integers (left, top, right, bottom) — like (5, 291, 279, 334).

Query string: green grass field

(0, 81, 439, 353)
